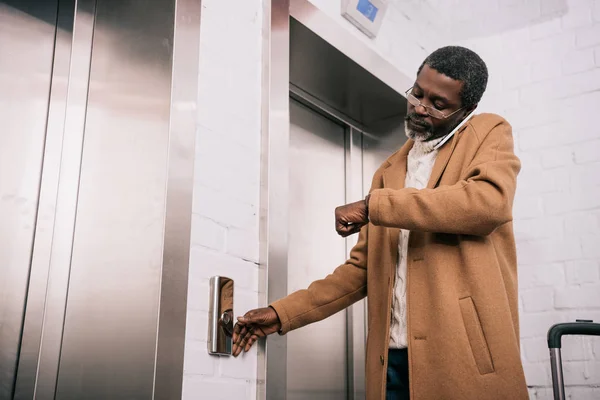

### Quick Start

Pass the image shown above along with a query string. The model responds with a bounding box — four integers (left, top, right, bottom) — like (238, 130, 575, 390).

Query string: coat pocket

(459, 297, 495, 375)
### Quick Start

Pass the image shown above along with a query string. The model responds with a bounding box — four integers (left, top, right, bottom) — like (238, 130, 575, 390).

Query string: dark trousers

(386, 348, 410, 400)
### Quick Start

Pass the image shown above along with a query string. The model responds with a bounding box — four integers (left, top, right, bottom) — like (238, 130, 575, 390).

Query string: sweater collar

(410, 136, 444, 157)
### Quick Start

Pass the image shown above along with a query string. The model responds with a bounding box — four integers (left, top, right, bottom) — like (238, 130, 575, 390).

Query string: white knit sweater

(389, 137, 442, 349)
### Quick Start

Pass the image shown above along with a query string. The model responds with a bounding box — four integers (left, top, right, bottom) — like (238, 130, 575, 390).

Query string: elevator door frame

(260, 1, 413, 399)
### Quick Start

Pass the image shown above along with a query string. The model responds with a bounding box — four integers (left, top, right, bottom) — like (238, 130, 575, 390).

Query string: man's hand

(232, 307, 282, 357)
(335, 196, 369, 237)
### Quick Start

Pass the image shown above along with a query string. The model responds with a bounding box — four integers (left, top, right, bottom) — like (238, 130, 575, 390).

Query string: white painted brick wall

(183, 0, 262, 398)
(440, 0, 600, 397)
(184, 1, 446, 398)
(187, 0, 600, 398)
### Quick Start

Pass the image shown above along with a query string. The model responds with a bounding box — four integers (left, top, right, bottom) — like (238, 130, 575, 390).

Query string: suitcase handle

(547, 321, 600, 349)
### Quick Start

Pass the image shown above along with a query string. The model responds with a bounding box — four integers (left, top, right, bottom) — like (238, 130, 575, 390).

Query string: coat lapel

(426, 125, 466, 189)
(383, 141, 411, 190)
(382, 140, 412, 265)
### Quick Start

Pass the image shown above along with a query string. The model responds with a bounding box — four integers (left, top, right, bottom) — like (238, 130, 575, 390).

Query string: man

(233, 46, 528, 399)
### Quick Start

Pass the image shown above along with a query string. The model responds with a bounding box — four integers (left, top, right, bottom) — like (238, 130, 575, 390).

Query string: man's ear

(456, 104, 477, 125)
(465, 103, 477, 114)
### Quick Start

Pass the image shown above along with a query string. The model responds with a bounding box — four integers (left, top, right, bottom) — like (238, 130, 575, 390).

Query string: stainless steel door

(0, 0, 199, 398)
(52, 0, 176, 397)
(0, 2, 58, 397)
(288, 99, 349, 400)
(287, 98, 406, 400)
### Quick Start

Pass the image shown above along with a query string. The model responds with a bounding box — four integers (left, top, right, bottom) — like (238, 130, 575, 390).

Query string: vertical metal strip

(360, 129, 369, 347)
(344, 127, 354, 400)
(153, 0, 201, 398)
(345, 127, 367, 399)
(9, 1, 69, 398)
(258, 0, 290, 399)
(31, 1, 97, 398)
(13, 1, 75, 398)
(256, 3, 271, 397)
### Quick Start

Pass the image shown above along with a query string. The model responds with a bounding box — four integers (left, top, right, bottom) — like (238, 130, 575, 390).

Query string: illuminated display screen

(356, 0, 378, 22)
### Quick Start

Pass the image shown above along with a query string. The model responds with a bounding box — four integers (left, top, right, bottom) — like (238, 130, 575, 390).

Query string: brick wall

(309, 0, 600, 398)
(185, 0, 600, 398)
(183, 0, 263, 398)
(182, 1, 446, 398)
(440, 0, 600, 398)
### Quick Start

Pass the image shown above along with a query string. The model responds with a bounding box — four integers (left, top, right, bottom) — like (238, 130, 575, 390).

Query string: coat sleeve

(268, 165, 391, 335)
(368, 121, 520, 236)
(270, 223, 369, 335)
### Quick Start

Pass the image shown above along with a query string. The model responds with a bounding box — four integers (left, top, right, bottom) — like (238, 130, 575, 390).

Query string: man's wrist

(364, 194, 371, 221)
(269, 305, 283, 332)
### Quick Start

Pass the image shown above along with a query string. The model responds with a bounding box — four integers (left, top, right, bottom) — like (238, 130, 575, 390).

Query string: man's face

(405, 64, 470, 142)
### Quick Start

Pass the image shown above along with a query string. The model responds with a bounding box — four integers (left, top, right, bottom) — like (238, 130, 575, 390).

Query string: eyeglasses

(405, 87, 464, 120)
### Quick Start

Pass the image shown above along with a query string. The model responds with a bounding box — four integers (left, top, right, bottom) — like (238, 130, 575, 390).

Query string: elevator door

(288, 99, 349, 400)
(287, 97, 406, 400)
(0, 2, 58, 397)
(0, 0, 196, 398)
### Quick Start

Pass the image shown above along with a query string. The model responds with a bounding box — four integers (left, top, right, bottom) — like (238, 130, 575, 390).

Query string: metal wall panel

(0, 2, 58, 397)
(260, 1, 291, 399)
(14, 1, 77, 398)
(154, 0, 201, 397)
(29, 2, 96, 398)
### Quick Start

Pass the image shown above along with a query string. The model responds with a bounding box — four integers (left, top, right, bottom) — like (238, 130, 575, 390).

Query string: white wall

(309, 0, 600, 398)
(183, 0, 263, 398)
(185, 0, 600, 398)
(443, 1, 600, 398)
(182, 1, 447, 398)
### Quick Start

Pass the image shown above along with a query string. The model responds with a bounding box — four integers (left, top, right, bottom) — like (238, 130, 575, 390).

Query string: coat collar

(382, 140, 411, 190)
(426, 127, 461, 189)
(382, 123, 468, 191)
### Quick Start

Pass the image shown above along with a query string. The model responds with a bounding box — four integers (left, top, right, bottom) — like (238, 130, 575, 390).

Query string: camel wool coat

(270, 113, 529, 399)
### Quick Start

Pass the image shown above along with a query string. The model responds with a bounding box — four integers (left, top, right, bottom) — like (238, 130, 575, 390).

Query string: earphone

(432, 107, 478, 150)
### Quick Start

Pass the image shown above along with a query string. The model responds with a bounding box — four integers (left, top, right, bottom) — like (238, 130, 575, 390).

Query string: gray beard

(404, 120, 434, 142)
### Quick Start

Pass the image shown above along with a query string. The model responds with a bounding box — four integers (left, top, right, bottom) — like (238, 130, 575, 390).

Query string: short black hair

(417, 46, 488, 108)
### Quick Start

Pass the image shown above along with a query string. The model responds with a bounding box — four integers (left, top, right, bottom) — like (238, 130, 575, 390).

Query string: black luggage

(547, 320, 600, 400)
